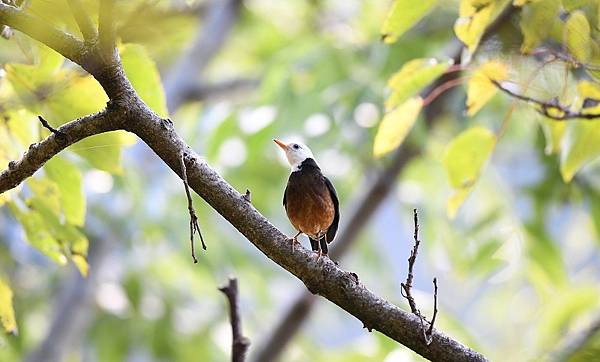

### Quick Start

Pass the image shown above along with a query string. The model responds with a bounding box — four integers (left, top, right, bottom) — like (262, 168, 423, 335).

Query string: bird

(274, 139, 339, 259)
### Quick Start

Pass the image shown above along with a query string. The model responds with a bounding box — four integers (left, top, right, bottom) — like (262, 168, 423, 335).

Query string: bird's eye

(293, 144, 300, 149)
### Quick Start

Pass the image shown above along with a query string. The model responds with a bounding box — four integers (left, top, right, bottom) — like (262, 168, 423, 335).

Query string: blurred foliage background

(1, 0, 600, 361)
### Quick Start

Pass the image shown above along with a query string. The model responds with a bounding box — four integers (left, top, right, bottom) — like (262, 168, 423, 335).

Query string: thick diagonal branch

(219, 278, 250, 362)
(0, 5, 490, 361)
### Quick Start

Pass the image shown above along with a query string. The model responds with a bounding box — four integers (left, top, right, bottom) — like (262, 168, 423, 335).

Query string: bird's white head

(274, 139, 315, 172)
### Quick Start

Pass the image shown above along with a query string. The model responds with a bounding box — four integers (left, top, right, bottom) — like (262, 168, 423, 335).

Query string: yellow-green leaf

(373, 97, 423, 157)
(564, 10, 591, 64)
(381, 0, 438, 43)
(560, 120, 600, 182)
(45, 156, 86, 226)
(454, 0, 510, 53)
(121, 43, 168, 117)
(447, 187, 474, 219)
(466, 61, 508, 116)
(6, 109, 39, 148)
(8, 203, 67, 264)
(72, 254, 89, 277)
(0, 278, 17, 335)
(576, 80, 600, 114)
(519, 0, 561, 53)
(539, 118, 566, 154)
(443, 126, 496, 217)
(385, 58, 453, 110)
(27, 177, 61, 219)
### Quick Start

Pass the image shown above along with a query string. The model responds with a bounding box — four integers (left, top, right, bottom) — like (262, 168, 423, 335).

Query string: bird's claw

(288, 236, 300, 251)
(314, 249, 323, 261)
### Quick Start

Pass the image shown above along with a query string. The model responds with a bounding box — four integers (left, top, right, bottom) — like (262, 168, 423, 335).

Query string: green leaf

(539, 117, 566, 154)
(5, 109, 39, 148)
(120, 43, 168, 117)
(43, 74, 107, 126)
(45, 156, 86, 226)
(466, 60, 508, 116)
(443, 126, 496, 217)
(381, 0, 438, 43)
(0, 278, 17, 335)
(454, 0, 510, 53)
(72, 131, 136, 174)
(27, 177, 61, 219)
(564, 10, 591, 63)
(8, 203, 67, 265)
(39, 74, 136, 173)
(385, 58, 452, 111)
(373, 97, 423, 157)
(519, 0, 561, 53)
(560, 120, 600, 182)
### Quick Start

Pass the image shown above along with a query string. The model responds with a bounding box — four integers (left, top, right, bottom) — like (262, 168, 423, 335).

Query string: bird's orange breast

(284, 170, 335, 239)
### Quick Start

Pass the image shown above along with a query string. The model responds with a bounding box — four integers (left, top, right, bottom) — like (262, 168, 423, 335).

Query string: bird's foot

(287, 236, 300, 251)
(314, 249, 324, 261)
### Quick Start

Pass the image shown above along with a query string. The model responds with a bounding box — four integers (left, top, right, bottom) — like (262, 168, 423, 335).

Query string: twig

(37, 116, 61, 135)
(67, 0, 97, 42)
(219, 278, 251, 362)
(179, 153, 206, 263)
(422, 77, 467, 107)
(401, 209, 439, 346)
(426, 278, 438, 345)
(492, 79, 600, 120)
(243, 189, 251, 202)
(0, 3, 490, 360)
(401, 209, 421, 314)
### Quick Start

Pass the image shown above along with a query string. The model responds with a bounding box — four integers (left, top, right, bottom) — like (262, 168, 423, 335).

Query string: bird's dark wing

(283, 183, 288, 209)
(324, 176, 339, 243)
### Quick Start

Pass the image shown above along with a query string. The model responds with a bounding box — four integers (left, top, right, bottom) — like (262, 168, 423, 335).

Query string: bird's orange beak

(273, 139, 288, 151)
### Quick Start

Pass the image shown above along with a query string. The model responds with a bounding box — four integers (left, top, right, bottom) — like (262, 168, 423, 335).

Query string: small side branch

(400, 209, 421, 314)
(219, 277, 250, 362)
(401, 209, 439, 346)
(180, 153, 206, 263)
(37, 116, 63, 135)
(0, 110, 122, 194)
(67, 0, 98, 42)
(492, 79, 600, 121)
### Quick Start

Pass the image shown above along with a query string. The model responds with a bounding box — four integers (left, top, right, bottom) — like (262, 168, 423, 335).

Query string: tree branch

(552, 315, 600, 361)
(0, 109, 124, 194)
(164, 0, 243, 112)
(493, 79, 600, 120)
(182, 77, 260, 104)
(98, 0, 116, 58)
(0, 5, 491, 361)
(0, 3, 86, 64)
(219, 278, 250, 362)
(67, 0, 98, 42)
(125, 100, 488, 362)
(252, 6, 518, 360)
